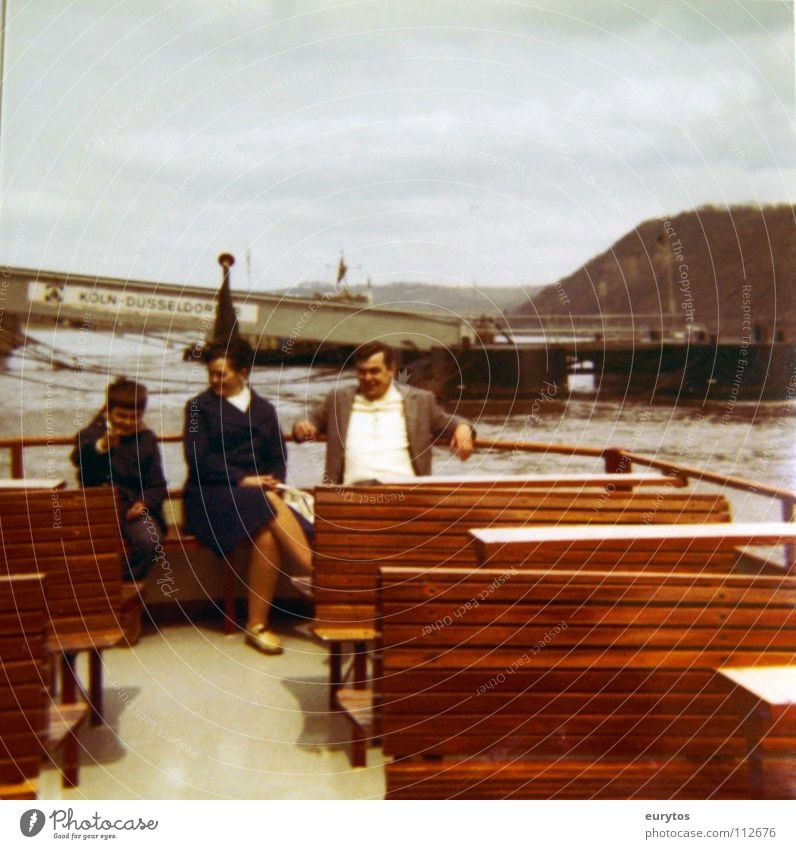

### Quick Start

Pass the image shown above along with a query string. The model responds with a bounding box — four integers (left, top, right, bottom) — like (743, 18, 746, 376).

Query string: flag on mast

(213, 253, 240, 344)
(335, 254, 348, 287)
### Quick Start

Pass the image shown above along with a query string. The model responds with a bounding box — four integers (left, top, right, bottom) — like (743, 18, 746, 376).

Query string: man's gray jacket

(302, 383, 472, 485)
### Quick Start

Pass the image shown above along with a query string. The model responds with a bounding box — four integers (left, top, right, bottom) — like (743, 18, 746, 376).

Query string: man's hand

(450, 424, 474, 461)
(240, 474, 281, 490)
(293, 421, 319, 442)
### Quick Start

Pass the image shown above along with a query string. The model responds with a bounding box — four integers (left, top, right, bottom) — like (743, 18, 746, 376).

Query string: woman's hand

(240, 474, 281, 490)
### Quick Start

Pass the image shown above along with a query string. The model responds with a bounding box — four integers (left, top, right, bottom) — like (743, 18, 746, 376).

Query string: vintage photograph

(0, 0, 793, 824)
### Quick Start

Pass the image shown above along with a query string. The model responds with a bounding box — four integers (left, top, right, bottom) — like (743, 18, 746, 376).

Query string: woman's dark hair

(204, 336, 255, 372)
(106, 377, 147, 412)
(353, 340, 395, 368)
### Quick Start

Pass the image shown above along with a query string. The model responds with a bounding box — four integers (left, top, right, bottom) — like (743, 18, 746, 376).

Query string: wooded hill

(520, 205, 795, 342)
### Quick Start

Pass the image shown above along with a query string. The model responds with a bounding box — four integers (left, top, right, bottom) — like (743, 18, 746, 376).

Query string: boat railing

(1, 432, 793, 569)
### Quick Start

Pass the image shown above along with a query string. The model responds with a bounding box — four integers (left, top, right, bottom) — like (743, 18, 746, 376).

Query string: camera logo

(19, 810, 46, 837)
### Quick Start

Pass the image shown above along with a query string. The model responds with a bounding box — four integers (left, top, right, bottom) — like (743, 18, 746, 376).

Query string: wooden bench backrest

(0, 573, 47, 785)
(378, 565, 796, 798)
(471, 522, 795, 575)
(313, 484, 732, 627)
(0, 488, 123, 644)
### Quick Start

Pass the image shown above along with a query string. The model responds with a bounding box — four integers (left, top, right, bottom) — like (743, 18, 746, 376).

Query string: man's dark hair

(353, 340, 395, 369)
(203, 336, 255, 372)
(106, 377, 147, 412)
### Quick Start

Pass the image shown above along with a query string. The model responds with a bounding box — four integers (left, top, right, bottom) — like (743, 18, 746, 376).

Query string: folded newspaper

(276, 484, 315, 524)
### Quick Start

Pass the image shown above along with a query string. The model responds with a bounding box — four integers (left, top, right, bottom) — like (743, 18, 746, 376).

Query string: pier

(2, 266, 794, 401)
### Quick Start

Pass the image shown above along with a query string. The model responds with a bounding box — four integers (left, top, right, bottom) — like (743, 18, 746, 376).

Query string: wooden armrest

(311, 626, 378, 643)
(336, 688, 374, 730)
(46, 703, 89, 748)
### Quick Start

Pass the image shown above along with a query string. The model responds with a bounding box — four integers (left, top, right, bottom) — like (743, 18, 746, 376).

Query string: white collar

(224, 385, 251, 413)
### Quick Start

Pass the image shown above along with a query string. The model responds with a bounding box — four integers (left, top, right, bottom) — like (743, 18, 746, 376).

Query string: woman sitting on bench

(183, 337, 312, 656)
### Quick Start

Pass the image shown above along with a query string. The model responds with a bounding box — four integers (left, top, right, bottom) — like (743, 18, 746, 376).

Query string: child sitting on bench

(72, 377, 167, 581)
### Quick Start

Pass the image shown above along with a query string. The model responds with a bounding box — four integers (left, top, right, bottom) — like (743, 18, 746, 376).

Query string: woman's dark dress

(182, 388, 287, 556)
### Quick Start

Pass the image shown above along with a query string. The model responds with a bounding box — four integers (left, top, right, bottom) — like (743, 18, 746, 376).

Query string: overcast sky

(0, 0, 792, 292)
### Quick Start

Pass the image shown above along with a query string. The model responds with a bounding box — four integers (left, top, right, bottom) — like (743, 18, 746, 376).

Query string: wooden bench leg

(741, 703, 768, 797)
(61, 729, 80, 788)
(353, 641, 368, 690)
(224, 563, 237, 635)
(89, 649, 104, 726)
(329, 642, 342, 711)
(60, 653, 78, 704)
(351, 725, 367, 768)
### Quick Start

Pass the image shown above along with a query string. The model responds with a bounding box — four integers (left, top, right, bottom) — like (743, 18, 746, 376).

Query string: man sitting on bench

(292, 340, 475, 484)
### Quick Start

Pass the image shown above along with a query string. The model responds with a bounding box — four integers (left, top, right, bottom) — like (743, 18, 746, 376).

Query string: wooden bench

(313, 482, 732, 763)
(118, 495, 243, 644)
(314, 484, 731, 630)
(380, 523, 796, 798)
(0, 573, 88, 797)
(0, 487, 124, 725)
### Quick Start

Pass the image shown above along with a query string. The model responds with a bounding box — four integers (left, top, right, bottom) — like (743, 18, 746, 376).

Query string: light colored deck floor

(39, 617, 386, 800)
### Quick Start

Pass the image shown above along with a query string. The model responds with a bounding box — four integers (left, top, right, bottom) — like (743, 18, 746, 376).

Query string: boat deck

(38, 615, 386, 800)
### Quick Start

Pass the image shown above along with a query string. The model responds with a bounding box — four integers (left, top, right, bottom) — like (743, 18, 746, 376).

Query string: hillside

(277, 281, 538, 316)
(522, 205, 795, 341)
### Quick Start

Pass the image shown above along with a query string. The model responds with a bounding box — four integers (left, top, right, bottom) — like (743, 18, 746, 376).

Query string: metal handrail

(2, 431, 793, 507)
(2, 430, 793, 570)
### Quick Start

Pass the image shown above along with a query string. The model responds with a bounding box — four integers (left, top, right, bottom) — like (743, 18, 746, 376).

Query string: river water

(1, 327, 794, 524)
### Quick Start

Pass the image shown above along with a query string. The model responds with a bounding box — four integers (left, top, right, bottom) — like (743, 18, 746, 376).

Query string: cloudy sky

(0, 0, 792, 292)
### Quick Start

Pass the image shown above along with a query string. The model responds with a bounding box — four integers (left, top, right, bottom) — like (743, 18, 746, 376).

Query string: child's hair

(106, 377, 147, 412)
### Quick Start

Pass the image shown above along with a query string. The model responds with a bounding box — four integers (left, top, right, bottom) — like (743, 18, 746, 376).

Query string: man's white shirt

(343, 383, 414, 484)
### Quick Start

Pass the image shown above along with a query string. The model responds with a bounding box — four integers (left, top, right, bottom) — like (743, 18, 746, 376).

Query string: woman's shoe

(245, 625, 284, 655)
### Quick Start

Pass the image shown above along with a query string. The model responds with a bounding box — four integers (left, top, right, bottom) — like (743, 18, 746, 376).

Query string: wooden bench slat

(1, 573, 89, 792)
(471, 521, 796, 547)
(0, 489, 125, 728)
(375, 473, 685, 488)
